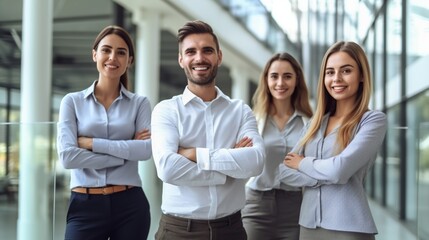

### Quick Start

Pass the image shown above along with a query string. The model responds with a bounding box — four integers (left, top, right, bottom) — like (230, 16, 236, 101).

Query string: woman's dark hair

(92, 25, 135, 89)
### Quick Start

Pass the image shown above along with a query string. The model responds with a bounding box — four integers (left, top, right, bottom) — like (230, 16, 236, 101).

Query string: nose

(333, 72, 342, 82)
(277, 78, 286, 86)
(194, 51, 205, 63)
(109, 52, 117, 60)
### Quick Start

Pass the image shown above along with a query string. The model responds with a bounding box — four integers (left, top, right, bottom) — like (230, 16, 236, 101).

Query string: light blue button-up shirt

(279, 110, 386, 234)
(57, 81, 152, 189)
(246, 111, 307, 192)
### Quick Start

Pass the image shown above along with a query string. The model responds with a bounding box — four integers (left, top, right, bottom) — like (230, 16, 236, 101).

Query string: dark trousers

(155, 211, 247, 240)
(64, 187, 150, 240)
(242, 188, 302, 240)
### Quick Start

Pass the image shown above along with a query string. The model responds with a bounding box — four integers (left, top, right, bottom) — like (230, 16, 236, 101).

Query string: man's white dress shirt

(151, 86, 265, 220)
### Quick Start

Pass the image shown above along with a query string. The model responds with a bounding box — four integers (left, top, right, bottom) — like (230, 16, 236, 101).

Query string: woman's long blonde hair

(298, 41, 372, 152)
(252, 52, 313, 119)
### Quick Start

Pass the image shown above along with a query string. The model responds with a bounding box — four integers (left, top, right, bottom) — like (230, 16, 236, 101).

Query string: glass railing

(418, 122, 429, 240)
(0, 122, 68, 240)
(1, 121, 428, 239)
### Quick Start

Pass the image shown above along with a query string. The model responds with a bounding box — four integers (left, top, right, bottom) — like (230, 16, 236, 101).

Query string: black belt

(161, 211, 242, 231)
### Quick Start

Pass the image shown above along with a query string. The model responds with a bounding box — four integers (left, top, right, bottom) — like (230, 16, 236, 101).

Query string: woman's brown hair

(252, 52, 313, 119)
(92, 25, 135, 89)
(298, 41, 372, 152)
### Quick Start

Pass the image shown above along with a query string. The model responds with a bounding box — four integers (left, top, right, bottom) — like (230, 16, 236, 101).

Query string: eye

(284, 74, 293, 80)
(342, 68, 352, 74)
(101, 48, 111, 53)
(117, 50, 127, 56)
(269, 74, 278, 80)
(325, 70, 334, 76)
(185, 49, 195, 56)
(204, 48, 214, 54)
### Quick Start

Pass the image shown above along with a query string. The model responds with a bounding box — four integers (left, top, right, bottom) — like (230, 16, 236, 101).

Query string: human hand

(78, 137, 93, 150)
(134, 128, 151, 140)
(234, 136, 253, 148)
(284, 152, 304, 170)
(178, 147, 197, 162)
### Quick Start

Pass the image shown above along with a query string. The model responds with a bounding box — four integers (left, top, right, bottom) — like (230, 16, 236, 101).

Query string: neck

(333, 101, 354, 117)
(271, 98, 294, 116)
(95, 78, 120, 98)
(187, 83, 217, 102)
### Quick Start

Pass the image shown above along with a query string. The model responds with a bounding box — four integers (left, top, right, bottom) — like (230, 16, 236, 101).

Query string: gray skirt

(300, 226, 375, 240)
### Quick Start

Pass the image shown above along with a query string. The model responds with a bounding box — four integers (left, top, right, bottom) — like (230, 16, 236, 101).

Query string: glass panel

(0, 88, 6, 105)
(406, 0, 429, 98)
(0, 122, 66, 240)
(386, 105, 401, 214)
(418, 120, 429, 240)
(374, 14, 384, 111)
(385, 0, 402, 107)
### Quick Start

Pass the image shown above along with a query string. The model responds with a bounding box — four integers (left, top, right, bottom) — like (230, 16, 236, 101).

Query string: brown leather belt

(72, 185, 133, 195)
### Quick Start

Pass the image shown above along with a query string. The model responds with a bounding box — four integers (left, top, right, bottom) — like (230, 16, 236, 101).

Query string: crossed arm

(178, 136, 253, 162)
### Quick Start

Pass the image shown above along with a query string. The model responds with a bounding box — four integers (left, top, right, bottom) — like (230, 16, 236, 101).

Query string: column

(230, 67, 250, 103)
(17, 0, 53, 239)
(133, 9, 162, 239)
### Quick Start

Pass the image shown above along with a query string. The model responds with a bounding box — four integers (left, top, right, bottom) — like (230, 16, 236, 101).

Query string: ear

(217, 49, 223, 66)
(178, 53, 184, 69)
(128, 56, 133, 67)
(92, 49, 97, 62)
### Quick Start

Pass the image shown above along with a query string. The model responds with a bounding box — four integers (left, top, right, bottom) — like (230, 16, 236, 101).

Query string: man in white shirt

(151, 20, 265, 240)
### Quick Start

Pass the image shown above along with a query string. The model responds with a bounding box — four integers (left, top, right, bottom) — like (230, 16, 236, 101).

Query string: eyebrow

(326, 64, 354, 70)
(100, 45, 128, 51)
(184, 46, 215, 52)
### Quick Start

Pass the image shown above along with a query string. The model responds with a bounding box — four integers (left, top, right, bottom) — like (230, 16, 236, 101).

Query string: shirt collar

(182, 86, 231, 105)
(83, 80, 131, 100)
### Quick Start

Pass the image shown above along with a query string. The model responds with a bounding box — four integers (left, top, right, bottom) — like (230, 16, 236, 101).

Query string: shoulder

(153, 95, 181, 112)
(128, 92, 151, 106)
(361, 110, 386, 123)
(60, 89, 86, 104)
(355, 110, 387, 134)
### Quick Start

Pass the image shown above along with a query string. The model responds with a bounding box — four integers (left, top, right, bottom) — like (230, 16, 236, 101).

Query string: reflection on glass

(0, 122, 67, 240)
(415, 89, 429, 240)
(386, 106, 401, 214)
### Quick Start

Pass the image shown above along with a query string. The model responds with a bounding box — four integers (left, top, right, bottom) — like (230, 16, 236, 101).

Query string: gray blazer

(279, 110, 387, 234)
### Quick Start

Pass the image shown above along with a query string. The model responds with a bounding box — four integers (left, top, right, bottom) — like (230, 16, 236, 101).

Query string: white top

(151, 86, 265, 220)
(246, 111, 307, 191)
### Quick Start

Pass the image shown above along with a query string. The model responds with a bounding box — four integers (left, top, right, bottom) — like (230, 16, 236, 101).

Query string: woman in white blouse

(282, 41, 387, 240)
(242, 52, 313, 240)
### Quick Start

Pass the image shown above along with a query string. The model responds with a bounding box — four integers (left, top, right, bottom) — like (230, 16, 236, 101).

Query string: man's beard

(184, 64, 218, 86)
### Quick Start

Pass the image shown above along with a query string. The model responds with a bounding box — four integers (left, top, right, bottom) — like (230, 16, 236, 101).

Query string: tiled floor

(0, 196, 420, 240)
(369, 199, 417, 240)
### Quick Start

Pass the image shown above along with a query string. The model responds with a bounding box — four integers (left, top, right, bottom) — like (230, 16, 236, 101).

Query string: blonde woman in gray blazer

(281, 41, 387, 240)
(242, 52, 313, 240)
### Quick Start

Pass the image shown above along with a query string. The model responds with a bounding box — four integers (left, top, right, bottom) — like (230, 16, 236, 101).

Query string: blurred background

(0, 0, 428, 239)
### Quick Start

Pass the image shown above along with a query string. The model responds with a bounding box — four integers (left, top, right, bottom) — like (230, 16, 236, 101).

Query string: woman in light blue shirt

(281, 41, 387, 240)
(57, 25, 152, 240)
(242, 52, 313, 240)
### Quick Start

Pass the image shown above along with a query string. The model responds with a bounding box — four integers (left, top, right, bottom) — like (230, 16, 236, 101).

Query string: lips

(275, 88, 288, 93)
(105, 64, 119, 69)
(192, 66, 209, 71)
(332, 86, 347, 92)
